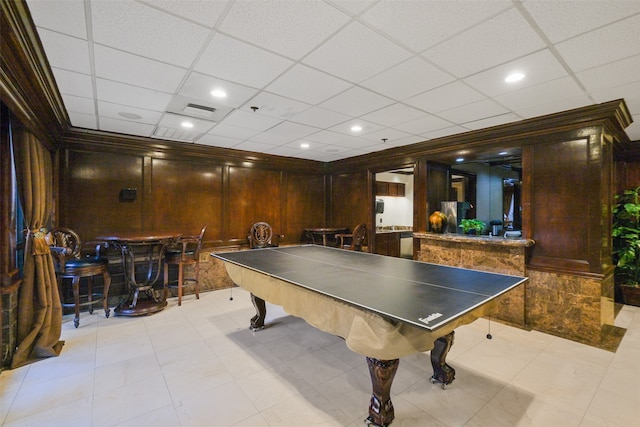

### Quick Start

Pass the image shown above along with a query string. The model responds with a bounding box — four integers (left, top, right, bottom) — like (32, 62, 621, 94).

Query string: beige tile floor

(1, 287, 639, 427)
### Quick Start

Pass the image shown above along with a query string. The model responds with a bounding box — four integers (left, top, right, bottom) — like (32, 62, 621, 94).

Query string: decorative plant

(459, 219, 486, 234)
(612, 186, 640, 287)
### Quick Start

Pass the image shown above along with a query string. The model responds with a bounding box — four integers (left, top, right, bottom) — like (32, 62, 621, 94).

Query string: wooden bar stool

(49, 227, 111, 328)
(163, 224, 207, 306)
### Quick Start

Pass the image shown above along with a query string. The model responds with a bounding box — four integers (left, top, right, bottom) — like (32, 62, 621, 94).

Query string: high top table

(97, 232, 180, 316)
(213, 245, 526, 426)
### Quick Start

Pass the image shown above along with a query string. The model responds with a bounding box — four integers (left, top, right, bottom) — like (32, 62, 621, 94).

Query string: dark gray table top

(212, 245, 526, 331)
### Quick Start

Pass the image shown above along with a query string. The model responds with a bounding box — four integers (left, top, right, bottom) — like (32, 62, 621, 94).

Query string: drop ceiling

(26, 0, 640, 162)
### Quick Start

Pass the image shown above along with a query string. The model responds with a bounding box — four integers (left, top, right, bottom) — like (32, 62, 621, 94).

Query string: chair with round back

(248, 222, 283, 249)
(49, 227, 111, 328)
(335, 223, 367, 251)
(163, 224, 207, 306)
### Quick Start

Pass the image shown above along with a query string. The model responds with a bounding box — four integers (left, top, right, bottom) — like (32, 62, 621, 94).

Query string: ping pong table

(213, 245, 526, 426)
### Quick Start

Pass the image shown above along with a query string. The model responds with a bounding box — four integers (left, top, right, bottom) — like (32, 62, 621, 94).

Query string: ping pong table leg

(250, 293, 266, 330)
(429, 331, 455, 389)
(365, 357, 399, 427)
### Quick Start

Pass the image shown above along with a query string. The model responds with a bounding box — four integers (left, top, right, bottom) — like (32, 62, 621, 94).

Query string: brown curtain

(10, 117, 63, 369)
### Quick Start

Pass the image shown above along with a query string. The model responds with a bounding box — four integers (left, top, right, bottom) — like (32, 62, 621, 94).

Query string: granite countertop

(376, 226, 413, 234)
(413, 231, 535, 247)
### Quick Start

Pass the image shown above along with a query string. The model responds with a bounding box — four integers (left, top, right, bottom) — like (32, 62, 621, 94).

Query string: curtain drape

(10, 117, 63, 369)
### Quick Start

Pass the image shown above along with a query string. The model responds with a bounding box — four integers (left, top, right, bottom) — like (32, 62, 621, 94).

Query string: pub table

(96, 232, 179, 316)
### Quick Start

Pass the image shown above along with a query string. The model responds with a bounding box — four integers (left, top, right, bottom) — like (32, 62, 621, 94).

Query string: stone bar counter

(414, 232, 535, 328)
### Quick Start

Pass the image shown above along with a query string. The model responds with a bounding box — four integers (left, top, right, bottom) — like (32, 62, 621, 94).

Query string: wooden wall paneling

(329, 171, 369, 242)
(63, 149, 144, 240)
(149, 158, 223, 238)
(528, 137, 596, 273)
(426, 162, 450, 220)
(285, 172, 326, 243)
(600, 132, 614, 271)
(226, 166, 282, 245)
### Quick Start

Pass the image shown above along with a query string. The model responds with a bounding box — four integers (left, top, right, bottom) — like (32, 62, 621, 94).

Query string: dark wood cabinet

(376, 181, 405, 197)
(375, 232, 400, 257)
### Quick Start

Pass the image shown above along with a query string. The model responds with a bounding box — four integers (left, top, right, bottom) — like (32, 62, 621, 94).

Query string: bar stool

(163, 224, 207, 306)
(49, 227, 111, 328)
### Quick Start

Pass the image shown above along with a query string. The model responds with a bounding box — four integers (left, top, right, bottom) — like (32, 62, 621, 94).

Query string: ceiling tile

(244, 92, 311, 119)
(463, 49, 569, 97)
(590, 81, 640, 109)
(234, 140, 284, 154)
(91, 0, 209, 67)
(219, 0, 350, 60)
(320, 86, 394, 117)
(329, 0, 376, 16)
(360, 56, 455, 100)
(221, 110, 282, 132)
(393, 114, 453, 135)
(360, 103, 426, 128)
(555, 14, 640, 73)
(404, 82, 485, 113)
(196, 133, 243, 148)
(361, 0, 511, 52)
(419, 126, 468, 142)
(289, 107, 351, 128)
(328, 119, 383, 137)
(178, 72, 259, 108)
(195, 34, 294, 89)
(461, 112, 521, 131)
(97, 101, 162, 125)
(99, 116, 155, 137)
(266, 145, 313, 159)
(423, 8, 546, 78)
(513, 96, 593, 119)
(143, 0, 229, 28)
(206, 123, 261, 141)
(27, 0, 87, 38)
(303, 21, 413, 83)
(265, 64, 352, 104)
(266, 121, 319, 140)
(577, 54, 640, 94)
(360, 128, 414, 144)
(63, 95, 95, 114)
(439, 99, 510, 124)
(68, 111, 97, 130)
(382, 133, 426, 147)
(494, 77, 585, 111)
(96, 79, 172, 112)
(94, 45, 187, 93)
(54, 68, 94, 98)
(523, 0, 640, 43)
(37, 29, 91, 74)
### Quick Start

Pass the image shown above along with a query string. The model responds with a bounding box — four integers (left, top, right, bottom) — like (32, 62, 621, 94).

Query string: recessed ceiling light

(505, 72, 525, 83)
(300, 142, 310, 149)
(499, 151, 508, 156)
(181, 121, 194, 128)
(210, 89, 227, 98)
(456, 158, 464, 162)
(350, 125, 362, 132)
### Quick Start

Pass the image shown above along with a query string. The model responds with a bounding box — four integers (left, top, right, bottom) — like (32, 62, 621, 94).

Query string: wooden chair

(335, 223, 367, 251)
(163, 224, 207, 306)
(248, 222, 283, 249)
(49, 227, 111, 328)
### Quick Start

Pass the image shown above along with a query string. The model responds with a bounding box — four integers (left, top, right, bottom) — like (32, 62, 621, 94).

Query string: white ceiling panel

(178, 72, 259, 108)
(360, 56, 455, 101)
(219, 0, 350, 60)
(91, 0, 209, 67)
(53, 69, 94, 98)
(265, 65, 352, 105)
(522, 0, 640, 43)
(320, 86, 394, 117)
(37, 29, 91, 74)
(555, 14, 640, 73)
(328, 119, 383, 137)
(404, 82, 485, 113)
(361, 0, 512, 52)
(94, 45, 187, 93)
(27, 0, 87, 38)
(360, 103, 426, 128)
(423, 8, 546, 78)
(96, 79, 172, 112)
(303, 21, 413, 83)
(195, 33, 294, 89)
(463, 49, 569, 97)
(289, 107, 351, 129)
(25, 0, 640, 162)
